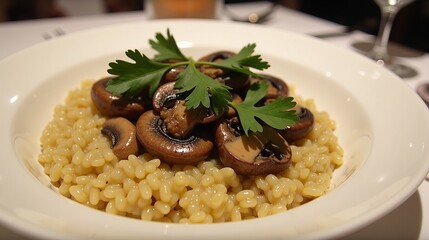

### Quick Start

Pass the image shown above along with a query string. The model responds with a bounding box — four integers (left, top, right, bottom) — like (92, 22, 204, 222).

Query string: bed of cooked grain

(38, 80, 343, 223)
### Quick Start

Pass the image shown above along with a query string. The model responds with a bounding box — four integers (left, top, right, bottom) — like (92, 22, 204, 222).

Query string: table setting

(0, 1, 428, 239)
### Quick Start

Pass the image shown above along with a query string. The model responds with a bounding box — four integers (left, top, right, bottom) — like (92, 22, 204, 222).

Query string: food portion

(38, 30, 343, 223)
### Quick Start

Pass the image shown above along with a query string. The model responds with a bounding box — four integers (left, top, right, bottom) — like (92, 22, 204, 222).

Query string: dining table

(0, 2, 428, 239)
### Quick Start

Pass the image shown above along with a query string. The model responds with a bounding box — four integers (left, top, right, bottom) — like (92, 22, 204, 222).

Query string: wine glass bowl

(365, 0, 418, 78)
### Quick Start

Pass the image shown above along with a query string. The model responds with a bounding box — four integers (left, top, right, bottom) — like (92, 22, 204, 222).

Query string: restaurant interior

(1, 0, 428, 52)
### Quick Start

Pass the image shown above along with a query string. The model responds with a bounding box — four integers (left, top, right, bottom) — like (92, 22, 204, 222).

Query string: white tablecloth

(1, 3, 428, 239)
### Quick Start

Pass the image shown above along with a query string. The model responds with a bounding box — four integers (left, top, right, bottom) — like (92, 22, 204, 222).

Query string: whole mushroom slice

(198, 51, 250, 90)
(91, 77, 150, 120)
(250, 74, 289, 99)
(279, 106, 314, 142)
(215, 118, 292, 176)
(136, 110, 214, 165)
(102, 117, 140, 160)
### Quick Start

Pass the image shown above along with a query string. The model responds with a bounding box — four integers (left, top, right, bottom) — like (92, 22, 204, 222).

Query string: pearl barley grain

(38, 80, 343, 224)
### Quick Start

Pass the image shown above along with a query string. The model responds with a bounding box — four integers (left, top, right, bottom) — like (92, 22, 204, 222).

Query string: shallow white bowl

(1, 19, 429, 240)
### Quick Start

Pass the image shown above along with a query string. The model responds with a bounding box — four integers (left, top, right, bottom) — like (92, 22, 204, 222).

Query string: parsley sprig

(175, 58, 232, 115)
(106, 29, 298, 135)
(231, 81, 298, 134)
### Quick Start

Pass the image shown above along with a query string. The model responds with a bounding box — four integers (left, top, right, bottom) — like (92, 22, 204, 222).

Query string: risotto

(38, 80, 343, 223)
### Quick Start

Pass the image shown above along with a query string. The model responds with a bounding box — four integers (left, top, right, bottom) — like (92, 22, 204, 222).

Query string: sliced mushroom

(152, 82, 221, 138)
(152, 82, 180, 113)
(101, 117, 139, 160)
(279, 106, 314, 142)
(225, 94, 243, 118)
(161, 64, 186, 83)
(136, 110, 214, 164)
(91, 77, 150, 120)
(250, 74, 289, 99)
(198, 51, 236, 78)
(198, 51, 250, 90)
(215, 118, 291, 175)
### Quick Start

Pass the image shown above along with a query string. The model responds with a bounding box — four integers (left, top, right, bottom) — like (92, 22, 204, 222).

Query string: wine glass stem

(372, 7, 398, 61)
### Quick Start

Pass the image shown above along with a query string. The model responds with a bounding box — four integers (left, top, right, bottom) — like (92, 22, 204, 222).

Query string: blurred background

(0, 0, 428, 52)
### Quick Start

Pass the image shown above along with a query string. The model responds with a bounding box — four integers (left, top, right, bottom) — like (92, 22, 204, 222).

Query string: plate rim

(1, 19, 429, 240)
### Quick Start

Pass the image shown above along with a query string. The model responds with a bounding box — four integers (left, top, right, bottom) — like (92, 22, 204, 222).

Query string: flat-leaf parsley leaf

(202, 43, 270, 77)
(175, 59, 232, 115)
(149, 29, 188, 62)
(231, 81, 299, 135)
(107, 49, 173, 97)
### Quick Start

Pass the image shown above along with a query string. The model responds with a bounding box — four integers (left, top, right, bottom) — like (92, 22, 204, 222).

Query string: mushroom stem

(153, 82, 221, 139)
(160, 100, 205, 139)
(136, 110, 214, 164)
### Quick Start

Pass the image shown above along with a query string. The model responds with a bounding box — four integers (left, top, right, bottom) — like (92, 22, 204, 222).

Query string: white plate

(1, 19, 429, 240)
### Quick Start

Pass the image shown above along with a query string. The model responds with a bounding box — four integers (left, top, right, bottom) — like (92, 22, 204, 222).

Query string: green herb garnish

(106, 50, 171, 97)
(174, 59, 231, 115)
(149, 30, 188, 62)
(231, 81, 299, 135)
(106, 29, 298, 135)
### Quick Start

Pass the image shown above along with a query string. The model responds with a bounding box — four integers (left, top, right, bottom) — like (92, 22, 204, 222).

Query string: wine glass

(367, 0, 418, 78)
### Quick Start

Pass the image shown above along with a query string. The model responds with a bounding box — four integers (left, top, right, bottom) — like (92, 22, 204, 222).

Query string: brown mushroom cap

(136, 110, 214, 164)
(250, 74, 289, 99)
(91, 77, 149, 120)
(101, 117, 140, 160)
(198, 51, 250, 90)
(198, 51, 236, 79)
(215, 118, 291, 175)
(162, 65, 186, 83)
(158, 59, 185, 84)
(279, 106, 314, 142)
